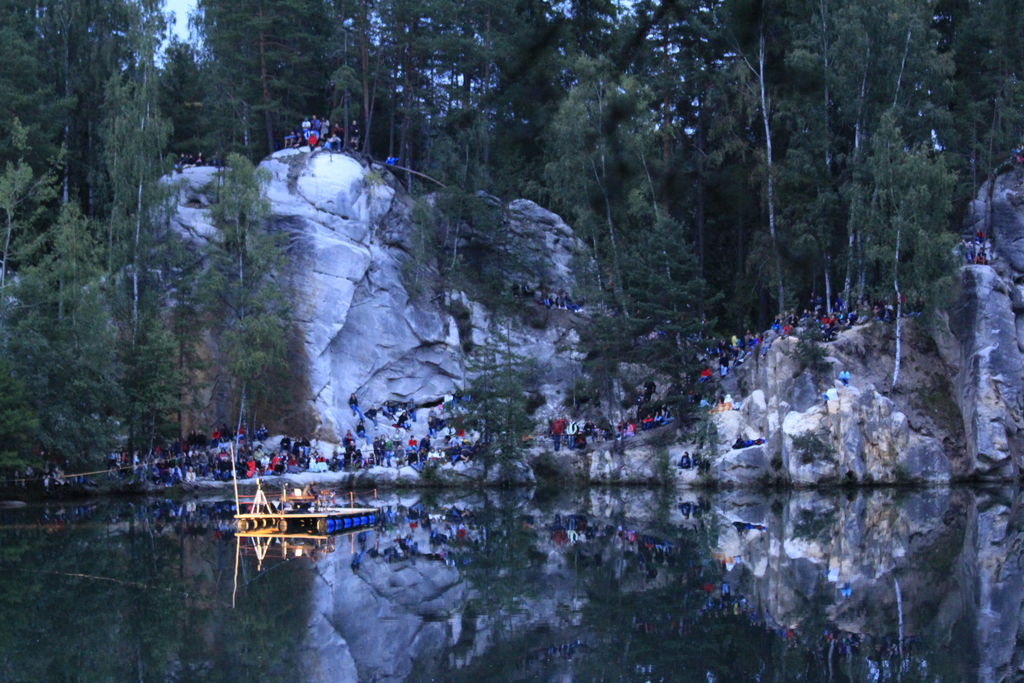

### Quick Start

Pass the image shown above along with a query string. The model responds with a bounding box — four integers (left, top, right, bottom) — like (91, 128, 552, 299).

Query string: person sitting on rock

(678, 452, 692, 469)
(838, 369, 851, 386)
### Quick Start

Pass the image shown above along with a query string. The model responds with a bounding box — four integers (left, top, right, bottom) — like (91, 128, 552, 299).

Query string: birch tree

(866, 113, 954, 390)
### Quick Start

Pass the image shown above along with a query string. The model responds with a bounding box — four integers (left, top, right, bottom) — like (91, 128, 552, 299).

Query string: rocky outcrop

(946, 169, 1024, 480)
(679, 329, 952, 487)
(169, 151, 584, 442)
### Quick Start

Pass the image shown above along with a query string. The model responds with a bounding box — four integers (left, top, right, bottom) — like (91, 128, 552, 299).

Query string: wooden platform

(235, 506, 379, 534)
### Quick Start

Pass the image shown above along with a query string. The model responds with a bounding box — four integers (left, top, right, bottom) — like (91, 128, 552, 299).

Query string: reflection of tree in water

(0, 499, 313, 680)
(437, 487, 1003, 682)
(1, 488, 1021, 680)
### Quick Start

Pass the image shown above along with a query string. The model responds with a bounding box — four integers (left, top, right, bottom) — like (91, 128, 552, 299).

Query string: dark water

(0, 485, 1020, 682)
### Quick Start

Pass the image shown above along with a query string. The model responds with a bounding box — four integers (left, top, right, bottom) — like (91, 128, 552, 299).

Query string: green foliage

(790, 431, 835, 466)
(204, 153, 289, 414)
(694, 413, 719, 460)
(159, 39, 207, 157)
(401, 198, 439, 301)
(655, 446, 671, 485)
(0, 357, 38, 469)
(6, 204, 121, 464)
(196, 0, 333, 157)
(461, 321, 538, 480)
(795, 325, 829, 377)
(0, 0, 1012, 458)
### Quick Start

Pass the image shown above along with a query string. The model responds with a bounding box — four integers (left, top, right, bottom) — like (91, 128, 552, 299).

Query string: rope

(8, 568, 189, 596)
(0, 462, 143, 487)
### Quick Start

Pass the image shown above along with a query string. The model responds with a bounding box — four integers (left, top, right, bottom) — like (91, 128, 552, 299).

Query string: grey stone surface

(169, 151, 584, 448)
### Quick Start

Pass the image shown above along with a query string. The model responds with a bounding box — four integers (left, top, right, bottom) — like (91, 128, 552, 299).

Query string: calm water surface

(0, 486, 1019, 682)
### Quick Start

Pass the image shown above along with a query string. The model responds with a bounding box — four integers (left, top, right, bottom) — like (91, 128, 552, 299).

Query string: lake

(0, 485, 1019, 681)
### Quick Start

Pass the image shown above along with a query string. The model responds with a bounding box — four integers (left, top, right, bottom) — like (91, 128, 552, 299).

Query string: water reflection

(0, 487, 1021, 681)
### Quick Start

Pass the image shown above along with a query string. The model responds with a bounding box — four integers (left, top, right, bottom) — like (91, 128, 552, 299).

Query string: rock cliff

(945, 168, 1024, 480)
(594, 167, 1024, 487)
(169, 154, 1024, 487)
(169, 150, 583, 443)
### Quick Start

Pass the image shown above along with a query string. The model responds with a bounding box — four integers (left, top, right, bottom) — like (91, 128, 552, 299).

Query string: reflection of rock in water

(708, 487, 1024, 682)
(296, 530, 466, 681)
(961, 488, 1024, 682)
(275, 487, 1024, 681)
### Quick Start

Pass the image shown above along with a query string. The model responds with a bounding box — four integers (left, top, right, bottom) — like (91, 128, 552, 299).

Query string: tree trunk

(592, 156, 624, 311)
(842, 224, 854, 308)
(257, 4, 274, 154)
(819, 0, 832, 168)
(1, 212, 12, 290)
(758, 26, 784, 315)
(131, 86, 151, 343)
(824, 256, 832, 314)
(854, 44, 871, 153)
(359, 0, 372, 155)
(893, 28, 912, 108)
(892, 292, 902, 389)
(695, 111, 707, 277)
(892, 222, 902, 390)
(855, 227, 866, 306)
(62, 11, 71, 205)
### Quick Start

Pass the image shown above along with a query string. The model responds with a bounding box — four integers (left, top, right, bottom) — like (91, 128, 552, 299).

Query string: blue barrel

(344, 517, 351, 528)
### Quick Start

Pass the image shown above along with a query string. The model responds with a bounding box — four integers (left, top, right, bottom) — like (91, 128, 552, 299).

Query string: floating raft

(233, 479, 378, 534)
(235, 506, 379, 534)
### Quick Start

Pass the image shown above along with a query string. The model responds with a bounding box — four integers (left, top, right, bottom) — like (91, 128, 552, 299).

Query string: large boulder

(711, 445, 769, 487)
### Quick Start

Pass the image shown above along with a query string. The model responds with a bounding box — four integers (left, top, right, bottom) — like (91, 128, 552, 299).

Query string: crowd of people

(173, 152, 217, 171)
(9, 275, 949, 492)
(283, 114, 359, 152)
(79, 389, 486, 489)
(547, 380, 675, 451)
(960, 230, 991, 265)
(510, 281, 585, 313)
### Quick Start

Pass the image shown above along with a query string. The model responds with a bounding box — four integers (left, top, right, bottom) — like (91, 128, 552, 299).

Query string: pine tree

(197, 0, 332, 157)
(102, 1, 177, 451)
(0, 118, 56, 296)
(204, 153, 289, 429)
(0, 357, 39, 471)
(7, 204, 121, 465)
(462, 321, 538, 480)
(159, 39, 209, 157)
